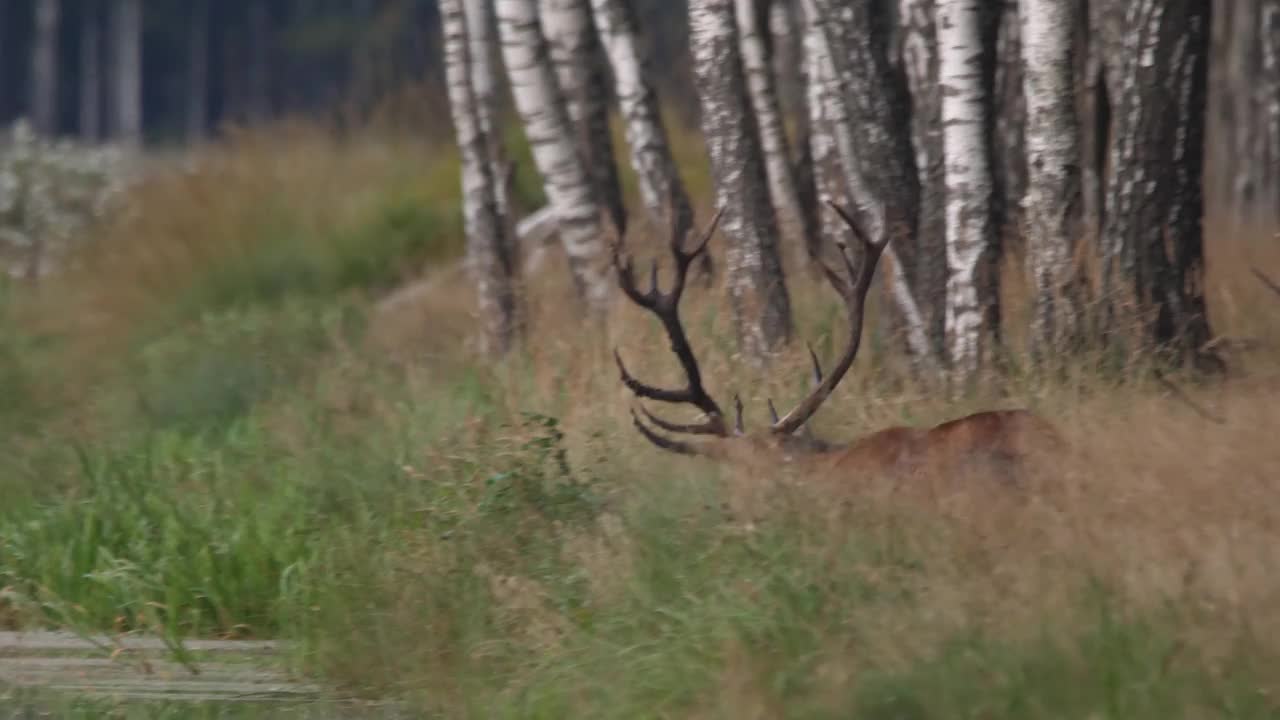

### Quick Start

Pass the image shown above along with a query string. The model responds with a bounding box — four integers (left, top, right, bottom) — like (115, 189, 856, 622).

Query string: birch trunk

(938, 0, 999, 377)
(1267, 1, 1280, 222)
(80, 0, 102, 142)
(1075, 0, 1108, 246)
(1096, 0, 1214, 367)
(1020, 0, 1086, 358)
(110, 0, 142, 146)
(496, 0, 612, 311)
(807, 0, 941, 369)
(897, 0, 947, 354)
(990, 1, 1026, 261)
(464, 0, 513, 221)
(539, 0, 627, 233)
(588, 0, 696, 248)
(443, 0, 522, 355)
(31, 0, 60, 136)
(690, 0, 793, 361)
(736, 0, 814, 267)
(1207, 0, 1280, 228)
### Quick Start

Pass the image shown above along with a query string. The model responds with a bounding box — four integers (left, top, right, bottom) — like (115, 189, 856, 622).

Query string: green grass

(1, 121, 1278, 718)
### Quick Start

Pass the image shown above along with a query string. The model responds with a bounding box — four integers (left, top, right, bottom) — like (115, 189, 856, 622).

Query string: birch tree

(1020, 0, 1085, 357)
(589, 0, 696, 251)
(443, 0, 522, 354)
(897, 0, 947, 354)
(1095, 0, 1214, 366)
(540, 0, 627, 233)
(690, 0, 793, 360)
(805, 0, 941, 369)
(496, 0, 612, 311)
(736, 0, 814, 266)
(1207, 0, 1280, 228)
(464, 0, 513, 221)
(31, 0, 60, 136)
(938, 0, 998, 376)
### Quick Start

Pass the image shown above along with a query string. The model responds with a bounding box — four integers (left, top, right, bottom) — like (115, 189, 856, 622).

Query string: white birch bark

(803, 0, 941, 370)
(539, 0, 626, 232)
(938, 0, 998, 376)
(463, 0, 512, 220)
(1096, 0, 1214, 364)
(31, 0, 60, 136)
(1266, 1, 1280, 222)
(690, 0, 793, 360)
(443, 0, 522, 354)
(589, 0, 695, 243)
(1020, 0, 1085, 357)
(496, 0, 612, 311)
(736, 0, 811, 260)
(897, 0, 947, 353)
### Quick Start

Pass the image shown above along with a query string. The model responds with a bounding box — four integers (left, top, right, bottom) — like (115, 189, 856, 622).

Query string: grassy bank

(2, 120, 1279, 718)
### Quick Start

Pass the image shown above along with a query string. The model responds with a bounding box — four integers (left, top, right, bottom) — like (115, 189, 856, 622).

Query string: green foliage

(132, 299, 360, 434)
(164, 193, 446, 329)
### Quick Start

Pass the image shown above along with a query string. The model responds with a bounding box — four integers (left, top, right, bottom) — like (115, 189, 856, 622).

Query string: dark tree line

(0, 0, 696, 145)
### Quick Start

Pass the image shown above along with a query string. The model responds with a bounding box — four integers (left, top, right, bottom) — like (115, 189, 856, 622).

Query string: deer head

(610, 201, 886, 460)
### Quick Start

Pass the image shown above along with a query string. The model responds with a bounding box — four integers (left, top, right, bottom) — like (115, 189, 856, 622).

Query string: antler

(613, 208, 729, 446)
(769, 201, 887, 436)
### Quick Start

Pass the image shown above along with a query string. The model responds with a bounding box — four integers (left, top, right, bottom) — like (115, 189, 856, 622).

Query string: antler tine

(637, 402, 727, 436)
(668, 207, 725, 301)
(733, 393, 745, 435)
(630, 407, 700, 456)
(770, 201, 888, 436)
(1254, 268, 1280, 299)
(806, 342, 823, 387)
(767, 398, 780, 424)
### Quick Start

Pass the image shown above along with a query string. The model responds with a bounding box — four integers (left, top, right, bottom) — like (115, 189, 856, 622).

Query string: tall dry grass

(2, 117, 1279, 716)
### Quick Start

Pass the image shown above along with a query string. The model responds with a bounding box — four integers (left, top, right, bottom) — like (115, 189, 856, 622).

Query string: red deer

(609, 202, 1063, 483)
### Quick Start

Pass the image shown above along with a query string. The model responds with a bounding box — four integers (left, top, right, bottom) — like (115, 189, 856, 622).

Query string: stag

(610, 202, 1062, 482)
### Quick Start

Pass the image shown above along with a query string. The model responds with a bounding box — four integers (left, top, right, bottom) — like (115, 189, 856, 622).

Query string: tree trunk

(31, 0, 60, 136)
(464, 0, 513, 222)
(690, 0, 792, 361)
(187, 0, 209, 142)
(938, 0, 999, 377)
(735, 0, 815, 268)
(496, 0, 612, 311)
(110, 0, 142, 146)
(539, 0, 627, 234)
(443, 0, 522, 355)
(1267, 0, 1280, 222)
(990, 1, 1026, 262)
(1096, 0, 1214, 367)
(247, 0, 271, 123)
(1207, 0, 1280, 228)
(79, 0, 101, 142)
(897, 0, 947, 356)
(589, 0, 703, 274)
(1020, 0, 1086, 359)
(808, 0, 940, 369)
(1075, 0, 1108, 248)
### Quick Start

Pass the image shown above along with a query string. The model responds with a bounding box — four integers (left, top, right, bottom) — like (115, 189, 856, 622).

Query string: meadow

(1, 117, 1279, 719)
